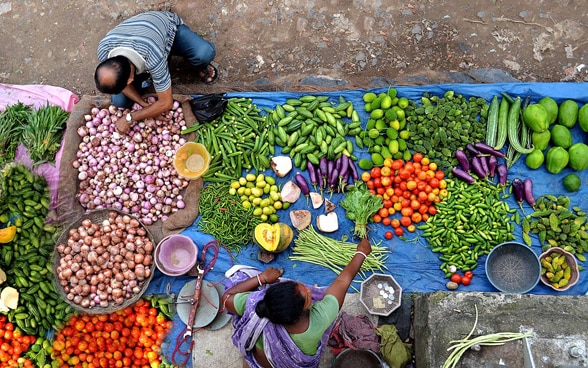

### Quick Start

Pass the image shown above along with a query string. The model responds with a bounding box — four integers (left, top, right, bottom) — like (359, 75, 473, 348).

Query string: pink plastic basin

(155, 235, 198, 276)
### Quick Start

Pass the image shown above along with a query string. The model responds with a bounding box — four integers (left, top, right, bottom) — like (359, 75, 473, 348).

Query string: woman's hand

(260, 267, 284, 285)
(356, 237, 372, 257)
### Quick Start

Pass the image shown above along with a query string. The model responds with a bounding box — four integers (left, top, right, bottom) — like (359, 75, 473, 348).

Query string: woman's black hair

(94, 55, 131, 94)
(255, 281, 306, 325)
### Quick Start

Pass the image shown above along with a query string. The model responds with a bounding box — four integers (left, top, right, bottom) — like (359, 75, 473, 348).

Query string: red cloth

(328, 311, 380, 355)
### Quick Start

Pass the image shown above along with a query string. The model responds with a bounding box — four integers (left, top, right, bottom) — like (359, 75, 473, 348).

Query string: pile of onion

(74, 98, 190, 225)
(55, 211, 154, 309)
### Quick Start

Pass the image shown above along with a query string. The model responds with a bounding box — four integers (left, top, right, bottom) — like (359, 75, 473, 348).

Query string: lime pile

(230, 173, 286, 223)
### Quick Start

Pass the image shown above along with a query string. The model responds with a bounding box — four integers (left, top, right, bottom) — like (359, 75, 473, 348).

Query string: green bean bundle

(290, 226, 388, 279)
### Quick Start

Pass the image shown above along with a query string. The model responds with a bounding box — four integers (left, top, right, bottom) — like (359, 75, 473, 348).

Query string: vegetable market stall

(2, 81, 588, 367)
(171, 82, 588, 297)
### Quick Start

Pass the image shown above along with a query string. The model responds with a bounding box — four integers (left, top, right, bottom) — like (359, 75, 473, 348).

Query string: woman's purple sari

(225, 266, 335, 368)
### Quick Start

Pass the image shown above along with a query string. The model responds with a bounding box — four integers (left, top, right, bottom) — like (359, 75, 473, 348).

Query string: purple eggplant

(479, 155, 490, 175)
(306, 161, 318, 187)
(455, 149, 470, 171)
(471, 156, 487, 178)
(295, 172, 310, 196)
(511, 178, 525, 204)
(339, 155, 350, 178)
(335, 156, 343, 172)
(523, 178, 535, 207)
(316, 168, 325, 190)
(348, 159, 360, 182)
(328, 168, 339, 191)
(473, 142, 505, 158)
(497, 164, 508, 186)
(452, 167, 475, 184)
(319, 158, 328, 189)
(488, 155, 498, 179)
(466, 143, 481, 156)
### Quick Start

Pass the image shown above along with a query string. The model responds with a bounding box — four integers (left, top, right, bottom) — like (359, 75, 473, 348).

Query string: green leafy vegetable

(340, 182, 383, 239)
(0, 102, 31, 165)
(19, 104, 69, 165)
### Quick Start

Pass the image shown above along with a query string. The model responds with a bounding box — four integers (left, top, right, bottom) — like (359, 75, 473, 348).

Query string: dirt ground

(0, 0, 587, 98)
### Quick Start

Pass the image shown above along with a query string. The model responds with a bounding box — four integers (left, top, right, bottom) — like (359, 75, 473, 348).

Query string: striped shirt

(97, 11, 183, 92)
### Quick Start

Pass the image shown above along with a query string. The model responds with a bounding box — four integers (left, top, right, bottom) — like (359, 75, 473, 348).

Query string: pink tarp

(0, 83, 79, 112)
(1, 83, 79, 209)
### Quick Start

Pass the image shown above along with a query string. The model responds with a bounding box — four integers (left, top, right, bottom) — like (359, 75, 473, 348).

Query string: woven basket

(53, 209, 155, 314)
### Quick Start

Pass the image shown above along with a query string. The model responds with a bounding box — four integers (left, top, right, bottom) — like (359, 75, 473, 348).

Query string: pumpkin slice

(254, 223, 281, 252)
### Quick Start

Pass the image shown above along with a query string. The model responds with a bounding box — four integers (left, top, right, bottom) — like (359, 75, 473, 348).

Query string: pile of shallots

(55, 211, 154, 309)
(74, 98, 190, 225)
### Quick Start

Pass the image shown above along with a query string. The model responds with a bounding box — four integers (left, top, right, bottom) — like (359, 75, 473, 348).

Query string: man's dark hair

(255, 281, 306, 325)
(94, 55, 131, 94)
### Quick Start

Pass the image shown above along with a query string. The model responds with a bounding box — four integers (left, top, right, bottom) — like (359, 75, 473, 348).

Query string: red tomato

(461, 276, 471, 286)
(450, 273, 462, 284)
(394, 227, 404, 236)
(464, 271, 473, 279)
(371, 167, 381, 178)
(384, 231, 393, 240)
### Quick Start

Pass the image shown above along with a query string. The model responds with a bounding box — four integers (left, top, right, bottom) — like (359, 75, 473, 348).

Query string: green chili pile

(290, 225, 388, 280)
(198, 182, 262, 252)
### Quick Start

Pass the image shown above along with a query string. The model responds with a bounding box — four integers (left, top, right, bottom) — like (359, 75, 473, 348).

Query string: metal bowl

(485, 241, 541, 293)
(360, 273, 402, 316)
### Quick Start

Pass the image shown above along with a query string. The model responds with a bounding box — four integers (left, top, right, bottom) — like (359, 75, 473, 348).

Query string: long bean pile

(183, 98, 271, 182)
(443, 305, 532, 368)
(0, 102, 31, 165)
(290, 226, 388, 278)
(197, 182, 262, 252)
(420, 178, 516, 276)
(20, 104, 69, 164)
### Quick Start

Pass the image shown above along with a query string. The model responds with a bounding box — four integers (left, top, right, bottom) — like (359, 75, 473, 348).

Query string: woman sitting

(222, 237, 372, 368)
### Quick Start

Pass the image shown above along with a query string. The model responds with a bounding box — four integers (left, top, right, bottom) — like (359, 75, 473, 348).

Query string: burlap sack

(57, 94, 203, 245)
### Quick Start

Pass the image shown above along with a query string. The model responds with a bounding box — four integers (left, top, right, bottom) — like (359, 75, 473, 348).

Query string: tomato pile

(0, 315, 36, 367)
(361, 153, 447, 238)
(52, 299, 172, 368)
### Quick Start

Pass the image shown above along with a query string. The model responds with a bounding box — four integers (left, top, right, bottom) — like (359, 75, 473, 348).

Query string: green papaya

(531, 130, 551, 151)
(558, 99, 579, 128)
(523, 103, 549, 133)
(568, 143, 588, 171)
(579, 104, 588, 132)
(545, 147, 569, 174)
(525, 148, 544, 170)
(538, 97, 559, 125)
(550, 125, 573, 149)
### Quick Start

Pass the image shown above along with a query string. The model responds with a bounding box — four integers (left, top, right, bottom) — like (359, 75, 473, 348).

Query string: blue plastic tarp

(148, 82, 588, 300)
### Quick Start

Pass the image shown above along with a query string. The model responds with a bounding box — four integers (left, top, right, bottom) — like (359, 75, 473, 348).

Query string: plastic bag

(188, 93, 227, 123)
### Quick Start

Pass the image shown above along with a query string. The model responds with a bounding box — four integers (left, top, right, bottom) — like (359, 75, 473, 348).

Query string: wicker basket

(53, 209, 155, 314)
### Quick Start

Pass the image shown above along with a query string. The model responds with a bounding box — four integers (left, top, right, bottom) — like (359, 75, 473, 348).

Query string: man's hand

(115, 119, 131, 134)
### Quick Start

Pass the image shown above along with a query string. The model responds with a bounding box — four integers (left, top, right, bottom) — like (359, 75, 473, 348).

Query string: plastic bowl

(485, 241, 541, 293)
(154, 235, 198, 276)
(173, 142, 210, 179)
(539, 247, 579, 291)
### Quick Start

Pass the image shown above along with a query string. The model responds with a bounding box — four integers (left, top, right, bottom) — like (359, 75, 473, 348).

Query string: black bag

(189, 93, 227, 123)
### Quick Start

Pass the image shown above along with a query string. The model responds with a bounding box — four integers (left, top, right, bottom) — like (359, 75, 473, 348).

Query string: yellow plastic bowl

(173, 142, 210, 179)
